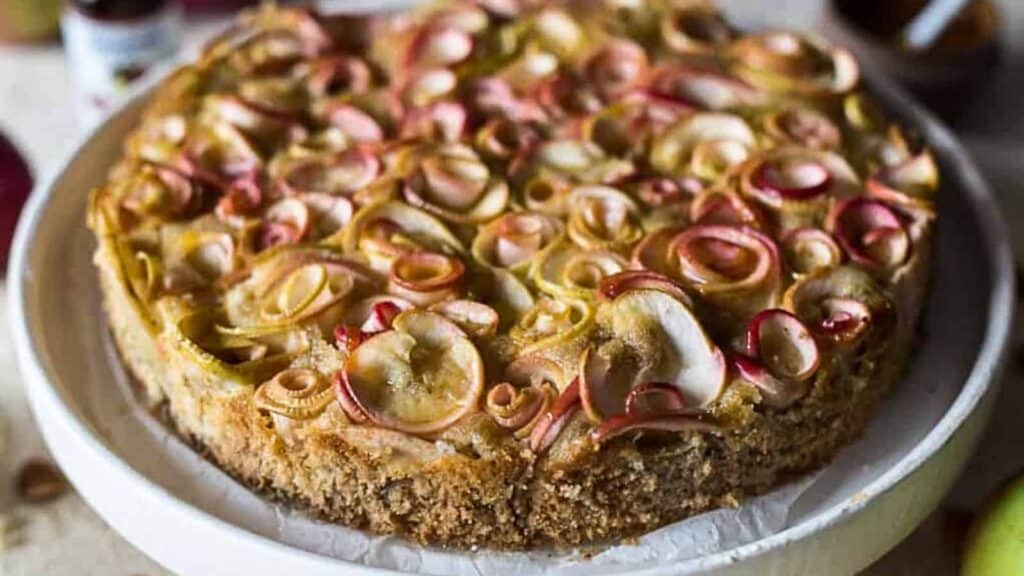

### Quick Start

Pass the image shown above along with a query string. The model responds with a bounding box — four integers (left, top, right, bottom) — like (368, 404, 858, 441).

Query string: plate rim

(6, 70, 1015, 574)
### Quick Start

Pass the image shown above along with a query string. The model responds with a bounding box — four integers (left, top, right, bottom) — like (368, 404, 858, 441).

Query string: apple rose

(565, 186, 644, 253)
(402, 143, 509, 224)
(161, 228, 236, 292)
(254, 368, 334, 421)
(304, 55, 373, 98)
(337, 310, 484, 435)
(201, 94, 307, 154)
(781, 227, 843, 275)
(761, 107, 841, 150)
(866, 151, 939, 220)
(650, 113, 757, 181)
(387, 251, 466, 307)
(531, 237, 629, 300)
(635, 224, 782, 320)
(581, 93, 692, 159)
(581, 288, 726, 422)
(510, 297, 595, 356)
(185, 120, 263, 178)
(344, 201, 465, 272)
(485, 355, 564, 436)
(730, 309, 820, 408)
(535, 139, 636, 185)
(278, 148, 381, 198)
(584, 39, 650, 101)
(826, 197, 911, 273)
(472, 211, 563, 273)
(168, 309, 297, 391)
(118, 163, 204, 222)
(738, 147, 861, 211)
(783, 265, 895, 347)
(659, 2, 732, 55)
(729, 32, 859, 98)
(221, 248, 379, 336)
(648, 65, 763, 111)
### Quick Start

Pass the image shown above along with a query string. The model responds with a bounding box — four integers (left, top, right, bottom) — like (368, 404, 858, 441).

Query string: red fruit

(0, 131, 32, 271)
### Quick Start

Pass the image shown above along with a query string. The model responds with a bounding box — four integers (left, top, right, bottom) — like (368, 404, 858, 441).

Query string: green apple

(0, 0, 61, 43)
(963, 473, 1024, 575)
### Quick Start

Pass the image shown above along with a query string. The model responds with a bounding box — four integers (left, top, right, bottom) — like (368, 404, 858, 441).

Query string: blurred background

(0, 0, 1021, 574)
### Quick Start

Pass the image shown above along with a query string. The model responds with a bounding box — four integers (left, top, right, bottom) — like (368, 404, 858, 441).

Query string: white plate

(7, 72, 1014, 575)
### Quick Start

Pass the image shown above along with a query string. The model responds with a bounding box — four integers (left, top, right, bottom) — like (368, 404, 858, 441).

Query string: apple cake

(87, 0, 939, 550)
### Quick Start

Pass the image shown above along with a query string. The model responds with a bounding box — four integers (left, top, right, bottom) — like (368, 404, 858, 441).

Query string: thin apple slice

(590, 412, 718, 445)
(340, 310, 483, 435)
(783, 265, 894, 346)
(581, 289, 726, 421)
(597, 270, 692, 307)
(430, 299, 500, 338)
(728, 353, 808, 409)
(746, 309, 820, 382)
(529, 378, 582, 453)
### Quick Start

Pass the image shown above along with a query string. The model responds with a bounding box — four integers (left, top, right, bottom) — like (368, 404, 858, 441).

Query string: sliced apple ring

(597, 270, 692, 307)
(866, 151, 939, 217)
(339, 310, 484, 435)
(690, 187, 764, 228)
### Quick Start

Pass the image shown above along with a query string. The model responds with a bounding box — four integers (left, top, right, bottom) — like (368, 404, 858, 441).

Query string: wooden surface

(1, 2, 1022, 574)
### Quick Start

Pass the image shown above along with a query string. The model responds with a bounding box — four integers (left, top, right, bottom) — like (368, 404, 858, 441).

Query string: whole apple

(0, 131, 32, 271)
(963, 473, 1024, 575)
(0, 0, 61, 43)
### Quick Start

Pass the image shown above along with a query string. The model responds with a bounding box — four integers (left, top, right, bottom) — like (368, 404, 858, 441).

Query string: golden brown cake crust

(89, 1, 938, 550)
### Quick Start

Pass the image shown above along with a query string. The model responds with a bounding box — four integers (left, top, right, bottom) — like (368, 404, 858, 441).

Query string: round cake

(87, 0, 939, 550)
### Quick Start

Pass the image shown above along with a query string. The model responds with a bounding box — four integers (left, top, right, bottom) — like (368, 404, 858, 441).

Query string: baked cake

(87, 0, 939, 549)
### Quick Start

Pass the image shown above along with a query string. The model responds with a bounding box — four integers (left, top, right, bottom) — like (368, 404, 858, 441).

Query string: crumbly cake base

(95, 234, 925, 550)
